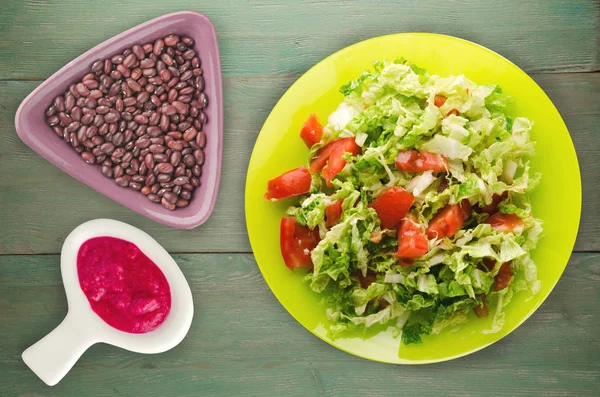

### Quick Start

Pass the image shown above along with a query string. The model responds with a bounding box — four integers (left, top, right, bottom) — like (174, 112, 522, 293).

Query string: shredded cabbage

(282, 59, 541, 344)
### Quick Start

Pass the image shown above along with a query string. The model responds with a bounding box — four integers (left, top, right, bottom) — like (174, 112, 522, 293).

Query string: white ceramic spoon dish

(22, 218, 194, 386)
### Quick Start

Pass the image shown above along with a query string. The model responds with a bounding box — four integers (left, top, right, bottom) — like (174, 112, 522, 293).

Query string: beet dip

(77, 236, 171, 333)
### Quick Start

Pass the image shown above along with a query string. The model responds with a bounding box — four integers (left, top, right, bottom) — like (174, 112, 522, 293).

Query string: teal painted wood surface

(0, 0, 598, 395)
(1, 253, 599, 396)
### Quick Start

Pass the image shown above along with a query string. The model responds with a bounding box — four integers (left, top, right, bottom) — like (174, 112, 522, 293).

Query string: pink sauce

(77, 236, 171, 333)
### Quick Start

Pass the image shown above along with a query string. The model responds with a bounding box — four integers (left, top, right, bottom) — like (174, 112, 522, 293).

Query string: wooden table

(1, 1, 598, 395)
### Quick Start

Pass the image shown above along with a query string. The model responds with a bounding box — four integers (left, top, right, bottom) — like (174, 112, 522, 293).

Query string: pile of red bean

(45, 34, 208, 211)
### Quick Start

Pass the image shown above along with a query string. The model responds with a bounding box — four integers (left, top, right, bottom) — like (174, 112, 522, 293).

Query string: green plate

(245, 33, 581, 364)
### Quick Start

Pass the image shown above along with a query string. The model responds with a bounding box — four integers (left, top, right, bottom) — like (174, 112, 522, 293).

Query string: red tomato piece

(473, 294, 489, 318)
(426, 199, 471, 240)
(493, 262, 513, 291)
(370, 187, 415, 230)
(280, 217, 320, 270)
(300, 114, 323, 148)
(325, 200, 343, 228)
(460, 199, 472, 221)
(434, 95, 447, 107)
(395, 217, 429, 259)
(477, 192, 508, 215)
(310, 138, 361, 187)
(395, 150, 449, 173)
(486, 212, 525, 233)
(265, 166, 312, 200)
(445, 108, 460, 117)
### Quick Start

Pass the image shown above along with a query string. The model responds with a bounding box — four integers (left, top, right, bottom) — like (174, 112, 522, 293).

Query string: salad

(264, 59, 542, 344)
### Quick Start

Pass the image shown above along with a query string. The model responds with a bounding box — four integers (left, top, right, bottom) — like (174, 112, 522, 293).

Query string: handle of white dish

(22, 312, 95, 386)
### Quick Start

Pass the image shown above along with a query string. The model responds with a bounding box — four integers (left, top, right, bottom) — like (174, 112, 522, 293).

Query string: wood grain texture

(0, 252, 598, 396)
(0, 0, 598, 81)
(1, 73, 598, 254)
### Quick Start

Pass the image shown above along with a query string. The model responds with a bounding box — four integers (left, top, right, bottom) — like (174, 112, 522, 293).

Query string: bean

(155, 162, 174, 174)
(157, 173, 171, 183)
(145, 173, 156, 186)
(180, 70, 193, 82)
(144, 153, 155, 169)
(92, 60, 104, 73)
(164, 35, 179, 46)
(183, 127, 198, 141)
(123, 53, 137, 68)
(183, 49, 195, 60)
(162, 105, 177, 115)
(183, 154, 195, 168)
(104, 111, 119, 124)
(160, 69, 172, 82)
(129, 181, 142, 191)
(86, 125, 98, 138)
(131, 158, 140, 172)
(170, 151, 182, 166)
(92, 135, 104, 146)
(168, 88, 178, 103)
(115, 176, 130, 187)
(180, 190, 192, 200)
(173, 176, 189, 186)
(81, 152, 95, 164)
(132, 44, 145, 60)
(161, 53, 174, 66)
(196, 131, 207, 148)
(161, 198, 176, 211)
(194, 149, 205, 165)
(141, 186, 152, 195)
(163, 191, 178, 203)
(172, 101, 187, 114)
(112, 165, 124, 178)
(167, 140, 184, 151)
(153, 153, 168, 163)
(116, 64, 130, 78)
(176, 199, 189, 208)
(102, 165, 113, 178)
(148, 194, 161, 203)
(153, 38, 164, 56)
(167, 131, 183, 139)
(134, 114, 149, 124)
(182, 36, 195, 46)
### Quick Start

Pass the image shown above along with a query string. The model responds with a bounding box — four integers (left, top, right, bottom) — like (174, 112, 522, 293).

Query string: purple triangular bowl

(15, 11, 223, 229)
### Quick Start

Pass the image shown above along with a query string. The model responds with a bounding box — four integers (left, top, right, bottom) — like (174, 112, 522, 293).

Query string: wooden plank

(0, 73, 598, 254)
(0, 252, 598, 396)
(0, 0, 598, 81)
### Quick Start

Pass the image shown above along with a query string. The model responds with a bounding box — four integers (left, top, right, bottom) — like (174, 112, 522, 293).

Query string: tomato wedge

(477, 192, 508, 215)
(445, 108, 460, 117)
(426, 199, 472, 240)
(325, 200, 343, 228)
(395, 150, 449, 173)
(370, 187, 415, 230)
(433, 95, 447, 107)
(264, 166, 312, 200)
(486, 212, 525, 233)
(310, 138, 361, 186)
(280, 217, 320, 270)
(395, 217, 428, 259)
(493, 262, 513, 291)
(300, 114, 323, 148)
(473, 294, 489, 318)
